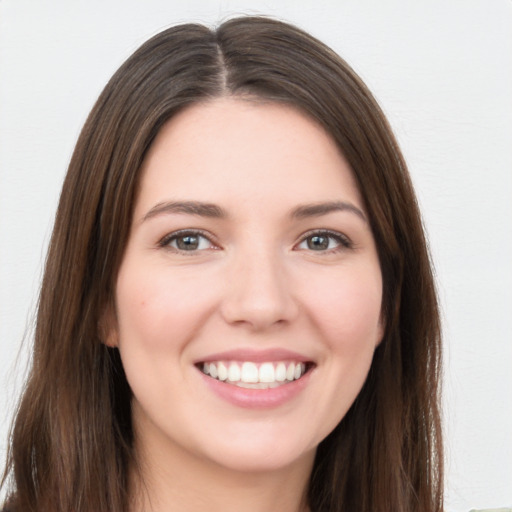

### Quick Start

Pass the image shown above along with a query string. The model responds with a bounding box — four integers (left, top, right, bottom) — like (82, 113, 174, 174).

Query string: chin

(203, 441, 316, 474)
(188, 423, 318, 475)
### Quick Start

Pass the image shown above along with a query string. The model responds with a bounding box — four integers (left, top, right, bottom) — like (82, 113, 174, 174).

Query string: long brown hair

(2, 16, 443, 512)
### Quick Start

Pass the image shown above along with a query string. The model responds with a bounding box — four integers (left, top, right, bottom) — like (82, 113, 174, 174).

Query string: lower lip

(198, 369, 312, 409)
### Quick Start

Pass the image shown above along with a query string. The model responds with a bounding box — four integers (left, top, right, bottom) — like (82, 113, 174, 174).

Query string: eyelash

(158, 228, 353, 255)
(158, 229, 218, 254)
(295, 229, 353, 253)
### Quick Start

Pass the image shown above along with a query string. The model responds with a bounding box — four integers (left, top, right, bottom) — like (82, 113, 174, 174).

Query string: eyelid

(158, 229, 219, 252)
(295, 229, 353, 251)
(157, 228, 353, 254)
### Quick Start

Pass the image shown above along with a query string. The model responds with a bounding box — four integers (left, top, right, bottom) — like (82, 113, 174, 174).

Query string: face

(109, 98, 383, 475)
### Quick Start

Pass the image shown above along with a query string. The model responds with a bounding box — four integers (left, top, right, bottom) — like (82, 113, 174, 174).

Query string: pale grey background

(1, 1, 511, 510)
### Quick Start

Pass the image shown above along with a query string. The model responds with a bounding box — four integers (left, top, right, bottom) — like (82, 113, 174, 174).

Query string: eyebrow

(142, 201, 227, 223)
(291, 201, 367, 222)
(141, 199, 367, 223)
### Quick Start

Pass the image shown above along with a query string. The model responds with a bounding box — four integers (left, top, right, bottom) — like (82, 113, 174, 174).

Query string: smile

(199, 361, 310, 389)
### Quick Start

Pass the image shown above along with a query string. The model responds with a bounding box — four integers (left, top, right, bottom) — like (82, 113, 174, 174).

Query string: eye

(296, 230, 352, 252)
(159, 230, 217, 252)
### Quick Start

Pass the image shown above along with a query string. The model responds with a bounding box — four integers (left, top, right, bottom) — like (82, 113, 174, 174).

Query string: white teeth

(286, 363, 295, 381)
(275, 362, 287, 382)
(217, 362, 228, 381)
(259, 362, 275, 383)
(201, 360, 309, 386)
(241, 362, 259, 383)
(228, 362, 241, 382)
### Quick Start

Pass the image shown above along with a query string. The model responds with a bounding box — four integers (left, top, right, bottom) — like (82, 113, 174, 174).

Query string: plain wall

(1, 1, 511, 510)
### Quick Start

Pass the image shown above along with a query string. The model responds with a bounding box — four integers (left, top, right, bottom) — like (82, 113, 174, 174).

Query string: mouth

(196, 360, 315, 389)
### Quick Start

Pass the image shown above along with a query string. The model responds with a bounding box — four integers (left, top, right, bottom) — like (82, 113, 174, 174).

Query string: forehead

(135, 98, 363, 215)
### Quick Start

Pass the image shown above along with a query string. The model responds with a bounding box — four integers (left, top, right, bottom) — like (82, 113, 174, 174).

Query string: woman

(1, 16, 443, 512)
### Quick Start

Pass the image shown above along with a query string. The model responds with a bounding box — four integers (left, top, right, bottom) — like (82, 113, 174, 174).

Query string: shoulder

(469, 509, 512, 512)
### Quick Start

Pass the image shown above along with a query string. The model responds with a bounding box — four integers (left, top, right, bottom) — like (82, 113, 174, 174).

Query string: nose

(220, 246, 299, 331)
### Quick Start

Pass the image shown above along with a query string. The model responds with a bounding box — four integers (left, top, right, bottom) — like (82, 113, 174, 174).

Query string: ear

(375, 312, 386, 347)
(98, 302, 119, 347)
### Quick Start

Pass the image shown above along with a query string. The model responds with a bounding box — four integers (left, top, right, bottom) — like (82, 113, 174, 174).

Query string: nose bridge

(221, 240, 298, 329)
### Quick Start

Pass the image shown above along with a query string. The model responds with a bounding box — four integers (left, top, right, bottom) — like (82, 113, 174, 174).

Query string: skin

(106, 98, 384, 512)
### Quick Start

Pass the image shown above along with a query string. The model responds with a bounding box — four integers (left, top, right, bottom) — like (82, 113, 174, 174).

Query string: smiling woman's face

(108, 98, 383, 475)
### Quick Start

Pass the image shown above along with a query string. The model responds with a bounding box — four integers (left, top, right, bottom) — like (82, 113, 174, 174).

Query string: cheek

(114, 262, 219, 352)
(301, 264, 383, 350)
(292, 264, 383, 440)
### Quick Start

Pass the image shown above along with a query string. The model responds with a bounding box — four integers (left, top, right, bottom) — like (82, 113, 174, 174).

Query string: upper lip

(196, 348, 313, 364)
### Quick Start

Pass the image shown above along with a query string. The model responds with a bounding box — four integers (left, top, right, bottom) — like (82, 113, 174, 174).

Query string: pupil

(308, 235, 328, 250)
(177, 235, 198, 250)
